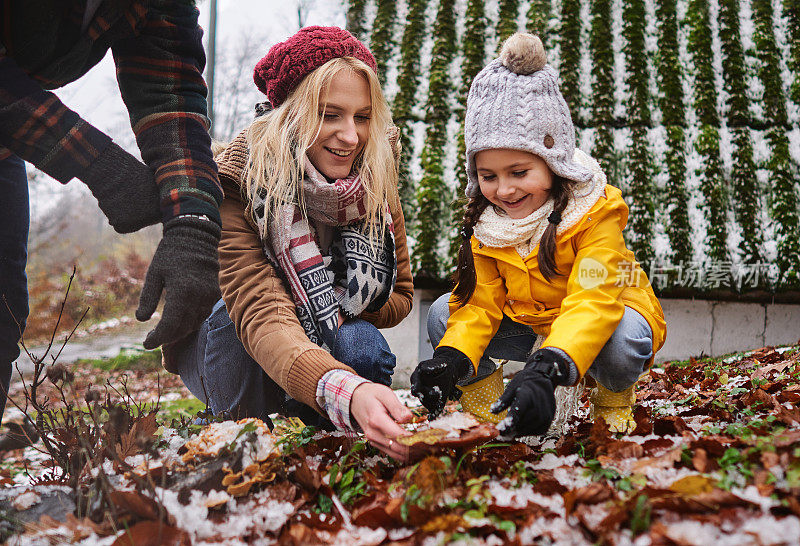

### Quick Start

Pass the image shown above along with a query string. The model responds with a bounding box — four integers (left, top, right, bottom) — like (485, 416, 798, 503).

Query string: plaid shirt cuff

(315, 370, 369, 433)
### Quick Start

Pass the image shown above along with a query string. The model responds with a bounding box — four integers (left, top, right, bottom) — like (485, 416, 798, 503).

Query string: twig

(40, 266, 78, 364)
(330, 492, 354, 530)
(49, 306, 89, 365)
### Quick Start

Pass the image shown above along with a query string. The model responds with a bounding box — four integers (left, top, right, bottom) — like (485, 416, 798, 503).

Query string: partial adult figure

(0, 0, 224, 425)
(165, 27, 414, 460)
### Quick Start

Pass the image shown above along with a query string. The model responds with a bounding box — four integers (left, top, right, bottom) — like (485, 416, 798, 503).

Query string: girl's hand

(410, 347, 472, 418)
(350, 382, 412, 461)
(491, 348, 570, 438)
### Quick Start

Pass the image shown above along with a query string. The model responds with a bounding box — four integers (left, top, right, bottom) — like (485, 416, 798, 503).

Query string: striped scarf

(250, 158, 396, 351)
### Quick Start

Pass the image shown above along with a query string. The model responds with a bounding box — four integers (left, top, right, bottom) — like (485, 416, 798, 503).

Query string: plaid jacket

(0, 0, 222, 225)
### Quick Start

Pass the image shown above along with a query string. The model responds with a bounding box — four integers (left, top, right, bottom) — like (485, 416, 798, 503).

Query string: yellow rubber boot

(589, 383, 636, 433)
(457, 364, 507, 424)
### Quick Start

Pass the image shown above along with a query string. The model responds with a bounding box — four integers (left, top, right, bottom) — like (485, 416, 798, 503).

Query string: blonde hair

(244, 57, 396, 252)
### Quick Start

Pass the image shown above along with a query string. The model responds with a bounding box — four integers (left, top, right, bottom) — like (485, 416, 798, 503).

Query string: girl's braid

(452, 195, 491, 306)
(538, 177, 572, 281)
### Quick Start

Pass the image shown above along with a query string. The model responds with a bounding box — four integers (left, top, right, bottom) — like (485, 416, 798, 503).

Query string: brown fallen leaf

(436, 423, 499, 449)
(108, 490, 163, 522)
(631, 405, 653, 436)
(563, 482, 614, 516)
(750, 348, 784, 365)
(396, 428, 448, 446)
(555, 434, 578, 456)
(761, 451, 780, 469)
(37, 513, 108, 541)
(641, 437, 675, 455)
(652, 416, 689, 435)
(385, 496, 429, 526)
(533, 471, 568, 495)
(292, 457, 322, 492)
(754, 472, 775, 495)
(472, 441, 532, 475)
(281, 522, 321, 546)
(668, 475, 715, 496)
(775, 404, 800, 425)
(592, 502, 630, 536)
(689, 437, 727, 458)
(351, 495, 395, 528)
(689, 489, 760, 510)
(692, 448, 712, 473)
(752, 360, 792, 379)
(111, 521, 190, 546)
(421, 513, 467, 533)
(115, 413, 159, 462)
(778, 388, 800, 404)
(785, 496, 800, 518)
(741, 388, 777, 409)
(773, 428, 800, 448)
(406, 456, 449, 501)
(400, 423, 499, 457)
(604, 440, 644, 459)
(589, 418, 612, 448)
(632, 447, 682, 472)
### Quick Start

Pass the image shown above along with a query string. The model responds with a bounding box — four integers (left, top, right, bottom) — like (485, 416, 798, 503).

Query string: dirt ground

(1, 343, 799, 545)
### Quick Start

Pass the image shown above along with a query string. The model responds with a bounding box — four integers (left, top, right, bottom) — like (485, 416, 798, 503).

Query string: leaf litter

(1, 344, 799, 545)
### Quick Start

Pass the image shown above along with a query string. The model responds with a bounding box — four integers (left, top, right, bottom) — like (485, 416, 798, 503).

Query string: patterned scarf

(250, 159, 396, 352)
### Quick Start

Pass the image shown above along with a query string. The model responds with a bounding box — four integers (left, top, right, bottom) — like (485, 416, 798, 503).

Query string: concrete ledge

(657, 300, 713, 362)
(710, 302, 766, 357)
(765, 304, 800, 347)
(380, 290, 428, 389)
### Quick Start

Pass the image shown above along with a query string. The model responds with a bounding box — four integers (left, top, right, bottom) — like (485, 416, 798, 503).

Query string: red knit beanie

(253, 26, 377, 107)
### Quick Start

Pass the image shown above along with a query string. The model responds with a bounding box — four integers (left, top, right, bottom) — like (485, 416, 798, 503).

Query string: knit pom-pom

(500, 33, 547, 74)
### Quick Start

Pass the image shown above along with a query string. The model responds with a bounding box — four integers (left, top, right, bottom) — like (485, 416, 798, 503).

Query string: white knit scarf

(474, 149, 607, 257)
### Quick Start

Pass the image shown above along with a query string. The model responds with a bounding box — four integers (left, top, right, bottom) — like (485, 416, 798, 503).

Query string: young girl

(411, 33, 666, 438)
(166, 27, 414, 460)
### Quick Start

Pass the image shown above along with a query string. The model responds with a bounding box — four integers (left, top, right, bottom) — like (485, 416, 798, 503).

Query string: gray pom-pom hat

(464, 33, 593, 198)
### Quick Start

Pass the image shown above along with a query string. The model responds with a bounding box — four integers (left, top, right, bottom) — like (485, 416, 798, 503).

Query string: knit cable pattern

(464, 56, 593, 198)
(253, 26, 376, 107)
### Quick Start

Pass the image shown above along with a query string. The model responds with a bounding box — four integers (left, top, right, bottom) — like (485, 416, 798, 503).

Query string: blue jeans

(174, 299, 396, 428)
(0, 155, 29, 425)
(427, 293, 653, 392)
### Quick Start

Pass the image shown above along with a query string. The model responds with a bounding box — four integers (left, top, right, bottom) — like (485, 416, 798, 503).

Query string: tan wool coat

(209, 130, 413, 415)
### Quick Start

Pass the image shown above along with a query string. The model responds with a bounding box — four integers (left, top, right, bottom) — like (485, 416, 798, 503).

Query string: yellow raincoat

(438, 184, 666, 381)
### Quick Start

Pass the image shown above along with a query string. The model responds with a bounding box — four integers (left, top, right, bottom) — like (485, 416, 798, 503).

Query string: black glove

(410, 346, 473, 418)
(136, 217, 221, 349)
(82, 143, 161, 233)
(491, 348, 571, 438)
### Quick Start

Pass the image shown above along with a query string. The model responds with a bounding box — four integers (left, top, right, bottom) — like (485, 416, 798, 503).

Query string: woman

(166, 27, 414, 460)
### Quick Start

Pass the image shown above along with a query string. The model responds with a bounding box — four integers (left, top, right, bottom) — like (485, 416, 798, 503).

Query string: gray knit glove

(136, 217, 221, 349)
(82, 143, 161, 233)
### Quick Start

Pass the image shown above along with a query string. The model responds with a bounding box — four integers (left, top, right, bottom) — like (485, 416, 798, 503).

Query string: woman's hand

(350, 382, 412, 461)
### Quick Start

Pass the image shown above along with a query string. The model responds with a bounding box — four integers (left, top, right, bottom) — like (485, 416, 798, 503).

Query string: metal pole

(207, 0, 218, 137)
